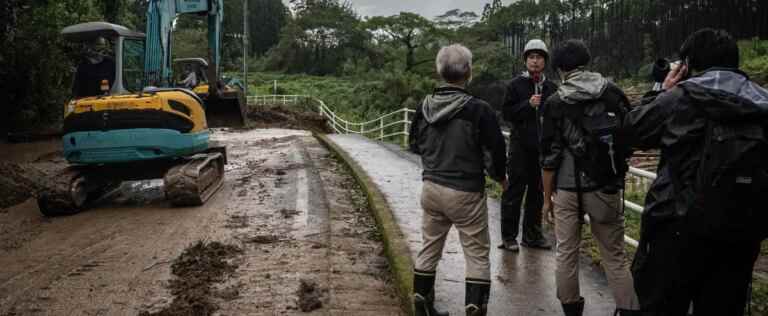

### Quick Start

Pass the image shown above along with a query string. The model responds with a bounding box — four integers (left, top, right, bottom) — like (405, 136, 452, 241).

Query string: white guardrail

(247, 95, 308, 106)
(317, 101, 415, 145)
(250, 95, 655, 247)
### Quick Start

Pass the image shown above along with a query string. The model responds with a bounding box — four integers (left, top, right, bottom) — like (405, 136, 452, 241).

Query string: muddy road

(0, 129, 403, 316)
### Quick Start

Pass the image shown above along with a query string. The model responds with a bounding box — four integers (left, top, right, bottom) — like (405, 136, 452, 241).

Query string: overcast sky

(283, 0, 515, 20)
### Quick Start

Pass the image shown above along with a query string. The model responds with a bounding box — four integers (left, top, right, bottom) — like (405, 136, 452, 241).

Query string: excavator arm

(144, 0, 222, 95)
(143, 0, 244, 127)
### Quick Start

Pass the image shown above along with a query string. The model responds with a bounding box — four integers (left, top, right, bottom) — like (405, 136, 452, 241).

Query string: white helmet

(523, 39, 549, 60)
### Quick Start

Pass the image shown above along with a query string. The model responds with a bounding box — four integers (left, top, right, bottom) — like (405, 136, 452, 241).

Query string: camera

(650, 58, 685, 91)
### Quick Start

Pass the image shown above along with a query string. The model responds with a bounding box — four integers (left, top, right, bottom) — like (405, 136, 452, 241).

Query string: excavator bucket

(204, 89, 247, 128)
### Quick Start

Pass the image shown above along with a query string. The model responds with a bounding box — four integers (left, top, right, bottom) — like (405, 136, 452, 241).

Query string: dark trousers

(500, 142, 544, 243)
(632, 222, 761, 316)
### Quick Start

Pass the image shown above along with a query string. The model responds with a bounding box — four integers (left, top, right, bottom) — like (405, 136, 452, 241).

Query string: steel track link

(37, 167, 87, 216)
(163, 153, 225, 206)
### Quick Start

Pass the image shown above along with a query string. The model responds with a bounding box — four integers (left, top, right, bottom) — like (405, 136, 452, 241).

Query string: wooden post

(380, 118, 384, 140)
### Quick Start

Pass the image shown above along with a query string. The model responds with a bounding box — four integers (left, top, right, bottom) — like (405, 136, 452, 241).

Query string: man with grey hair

(409, 44, 507, 316)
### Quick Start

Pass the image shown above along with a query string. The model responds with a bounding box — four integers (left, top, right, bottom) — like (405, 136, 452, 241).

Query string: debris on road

(139, 241, 242, 316)
(297, 278, 323, 312)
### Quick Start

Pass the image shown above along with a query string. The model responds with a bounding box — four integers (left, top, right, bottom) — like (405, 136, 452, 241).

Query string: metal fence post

(345, 121, 349, 134)
(402, 110, 409, 147)
(380, 118, 384, 140)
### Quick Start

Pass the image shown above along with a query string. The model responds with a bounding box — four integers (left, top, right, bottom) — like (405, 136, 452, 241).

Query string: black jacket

(72, 56, 116, 98)
(409, 86, 507, 192)
(540, 71, 630, 191)
(625, 69, 768, 228)
(502, 74, 557, 151)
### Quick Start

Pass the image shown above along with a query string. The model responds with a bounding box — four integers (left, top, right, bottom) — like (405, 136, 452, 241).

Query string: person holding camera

(626, 28, 768, 315)
(408, 44, 507, 316)
(540, 39, 640, 316)
(498, 39, 556, 251)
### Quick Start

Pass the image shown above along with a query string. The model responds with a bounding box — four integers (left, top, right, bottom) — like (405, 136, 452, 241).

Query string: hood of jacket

(422, 85, 473, 124)
(557, 70, 609, 105)
(680, 69, 768, 122)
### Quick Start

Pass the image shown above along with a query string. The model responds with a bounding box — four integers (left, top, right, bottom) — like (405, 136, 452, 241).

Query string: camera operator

(626, 28, 768, 315)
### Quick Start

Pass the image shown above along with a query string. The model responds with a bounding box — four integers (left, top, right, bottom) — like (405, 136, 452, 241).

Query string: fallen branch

(143, 260, 173, 272)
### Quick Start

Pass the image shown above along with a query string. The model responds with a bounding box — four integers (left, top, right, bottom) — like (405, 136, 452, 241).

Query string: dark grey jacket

(409, 85, 507, 192)
(625, 69, 768, 227)
(539, 71, 630, 191)
(503, 73, 558, 151)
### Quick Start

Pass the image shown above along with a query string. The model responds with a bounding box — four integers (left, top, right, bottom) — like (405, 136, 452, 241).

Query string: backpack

(687, 118, 768, 241)
(563, 86, 633, 189)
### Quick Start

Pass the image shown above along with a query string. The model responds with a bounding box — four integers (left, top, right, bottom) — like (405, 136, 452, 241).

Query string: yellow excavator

(37, 0, 242, 216)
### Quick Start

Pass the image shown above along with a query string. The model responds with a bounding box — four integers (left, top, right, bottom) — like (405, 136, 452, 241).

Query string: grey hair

(436, 44, 473, 83)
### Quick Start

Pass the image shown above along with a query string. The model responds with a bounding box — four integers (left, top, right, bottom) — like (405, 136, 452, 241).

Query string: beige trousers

(416, 181, 491, 281)
(553, 189, 639, 309)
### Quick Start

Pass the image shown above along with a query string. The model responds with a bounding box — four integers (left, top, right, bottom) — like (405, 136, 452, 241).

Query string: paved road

(327, 134, 618, 316)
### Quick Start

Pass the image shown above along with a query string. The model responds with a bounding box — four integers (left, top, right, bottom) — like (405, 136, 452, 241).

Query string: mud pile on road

(0, 162, 47, 208)
(247, 105, 332, 133)
(297, 278, 323, 312)
(140, 241, 242, 316)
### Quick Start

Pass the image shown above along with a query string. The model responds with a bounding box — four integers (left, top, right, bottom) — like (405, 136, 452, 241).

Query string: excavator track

(163, 152, 225, 206)
(37, 167, 89, 216)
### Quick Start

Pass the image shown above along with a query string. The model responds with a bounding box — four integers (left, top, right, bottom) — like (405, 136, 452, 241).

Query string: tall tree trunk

(104, 0, 122, 24)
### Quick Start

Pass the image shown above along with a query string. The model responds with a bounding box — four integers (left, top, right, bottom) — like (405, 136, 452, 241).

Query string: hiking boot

(414, 293, 448, 316)
(521, 238, 552, 250)
(465, 280, 490, 316)
(497, 239, 519, 251)
(413, 270, 448, 316)
(561, 297, 585, 316)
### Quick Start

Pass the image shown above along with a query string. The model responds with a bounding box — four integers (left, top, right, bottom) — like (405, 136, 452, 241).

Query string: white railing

(316, 99, 415, 145)
(247, 95, 308, 106)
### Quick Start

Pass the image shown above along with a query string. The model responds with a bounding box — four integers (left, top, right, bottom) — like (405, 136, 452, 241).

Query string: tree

(248, 0, 289, 56)
(366, 12, 439, 72)
(102, 0, 124, 24)
(265, 0, 370, 75)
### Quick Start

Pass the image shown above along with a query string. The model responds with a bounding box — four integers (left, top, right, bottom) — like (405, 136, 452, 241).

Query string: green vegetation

(244, 72, 434, 123)
(752, 278, 768, 316)
(741, 39, 768, 85)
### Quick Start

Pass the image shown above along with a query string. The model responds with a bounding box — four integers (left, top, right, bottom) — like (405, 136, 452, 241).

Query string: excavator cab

(174, 58, 209, 93)
(173, 58, 247, 127)
(64, 23, 146, 97)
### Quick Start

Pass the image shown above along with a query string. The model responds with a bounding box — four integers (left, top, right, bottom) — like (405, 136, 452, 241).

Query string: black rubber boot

(413, 270, 449, 316)
(465, 280, 491, 316)
(561, 297, 585, 316)
(614, 309, 642, 316)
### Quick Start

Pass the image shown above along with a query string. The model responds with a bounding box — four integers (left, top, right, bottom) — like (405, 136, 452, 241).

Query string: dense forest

(1, 0, 766, 134)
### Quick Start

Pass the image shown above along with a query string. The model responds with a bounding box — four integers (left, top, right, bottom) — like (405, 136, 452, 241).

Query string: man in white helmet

(498, 39, 556, 251)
